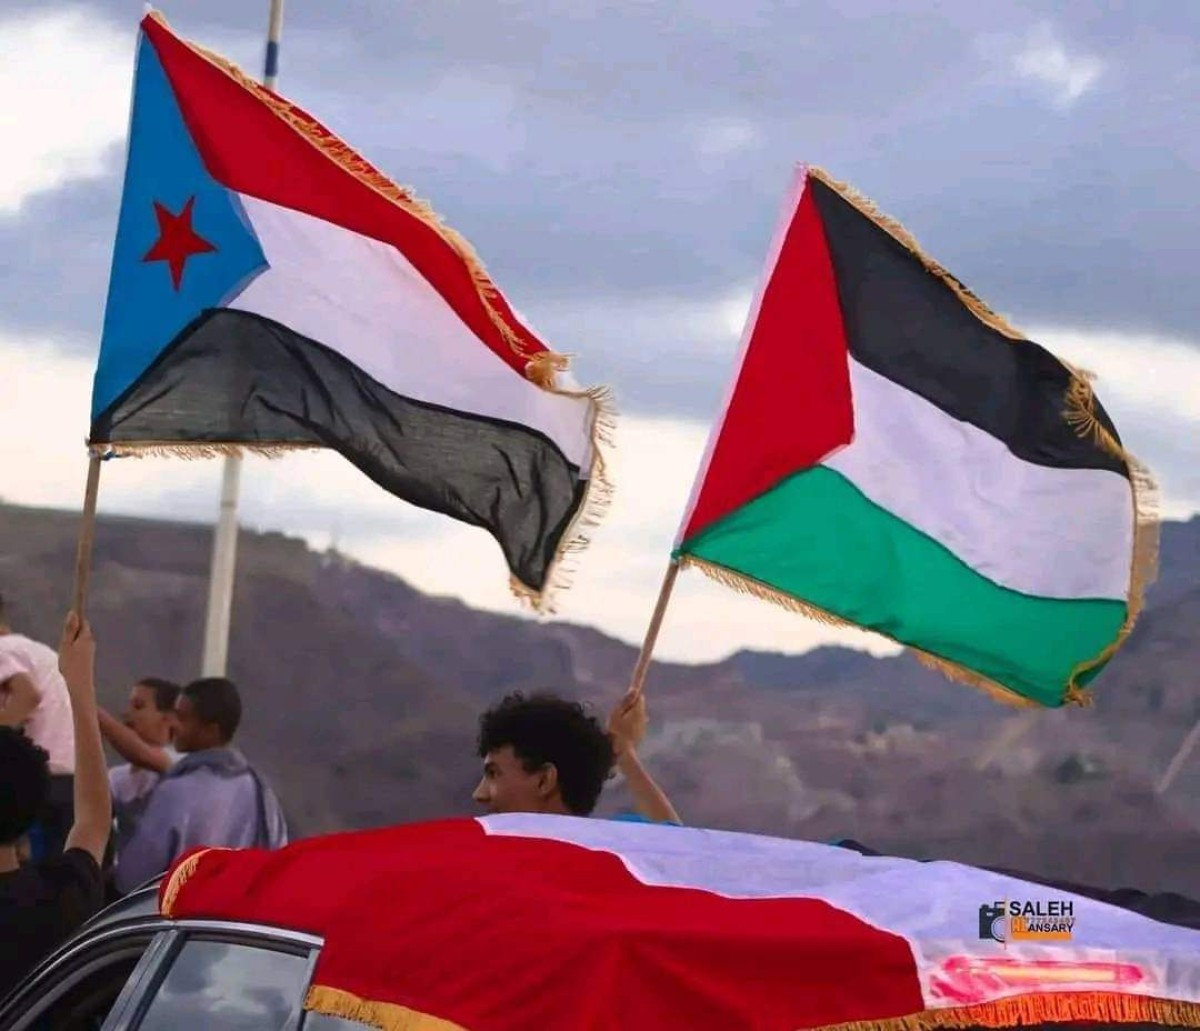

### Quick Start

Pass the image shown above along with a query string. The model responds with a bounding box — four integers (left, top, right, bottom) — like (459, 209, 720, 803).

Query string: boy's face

(472, 745, 557, 814)
(124, 684, 175, 746)
(173, 696, 220, 753)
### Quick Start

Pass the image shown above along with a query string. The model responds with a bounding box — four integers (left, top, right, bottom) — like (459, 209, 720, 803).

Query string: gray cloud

(2, 0, 1197, 403)
(0, 172, 120, 342)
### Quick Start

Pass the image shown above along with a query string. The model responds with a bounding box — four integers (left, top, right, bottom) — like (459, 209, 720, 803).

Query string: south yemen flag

(90, 12, 611, 606)
(676, 167, 1155, 708)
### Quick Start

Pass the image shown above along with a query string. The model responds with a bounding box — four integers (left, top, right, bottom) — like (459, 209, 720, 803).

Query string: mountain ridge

(0, 502, 1196, 892)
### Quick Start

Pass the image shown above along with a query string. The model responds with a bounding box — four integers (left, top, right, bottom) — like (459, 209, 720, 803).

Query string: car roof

(80, 880, 163, 934)
(0, 881, 165, 1014)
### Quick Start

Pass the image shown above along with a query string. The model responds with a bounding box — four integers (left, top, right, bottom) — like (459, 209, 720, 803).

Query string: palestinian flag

(159, 815, 1200, 1031)
(89, 12, 610, 604)
(675, 166, 1155, 707)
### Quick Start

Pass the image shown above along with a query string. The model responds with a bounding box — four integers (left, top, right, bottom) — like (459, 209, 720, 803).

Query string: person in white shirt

(98, 677, 181, 875)
(0, 593, 77, 859)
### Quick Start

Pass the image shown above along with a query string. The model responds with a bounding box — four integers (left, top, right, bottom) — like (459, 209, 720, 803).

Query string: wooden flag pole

(72, 453, 104, 618)
(628, 559, 681, 696)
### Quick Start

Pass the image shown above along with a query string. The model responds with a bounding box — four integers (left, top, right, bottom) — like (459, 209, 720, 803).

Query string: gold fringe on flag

(158, 846, 225, 918)
(130, 12, 619, 614)
(680, 555, 1041, 708)
(147, 9, 554, 375)
(1065, 452, 1160, 702)
(1058, 365, 1160, 698)
(807, 167, 1025, 342)
(93, 440, 321, 460)
(822, 992, 1200, 1031)
(797, 166, 1159, 707)
(305, 986, 467, 1031)
(523, 350, 571, 389)
(305, 985, 1200, 1031)
(686, 467, 1157, 709)
(509, 384, 618, 612)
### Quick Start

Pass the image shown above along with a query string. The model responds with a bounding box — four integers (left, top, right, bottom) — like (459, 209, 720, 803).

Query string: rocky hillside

(0, 502, 1196, 893)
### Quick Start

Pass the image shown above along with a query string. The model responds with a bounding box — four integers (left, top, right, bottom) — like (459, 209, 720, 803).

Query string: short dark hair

(0, 728, 50, 845)
(137, 677, 181, 713)
(477, 692, 615, 816)
(182, 678, 242, 743)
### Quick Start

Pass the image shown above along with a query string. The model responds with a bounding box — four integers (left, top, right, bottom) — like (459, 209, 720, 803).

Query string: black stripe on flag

(91, 309, 587, 591)
(809, 178, 1128, 477)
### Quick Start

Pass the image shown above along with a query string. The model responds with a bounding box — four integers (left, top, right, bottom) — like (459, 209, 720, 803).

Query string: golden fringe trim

(1054, 358, 1159, 701)
(725, 166, 1161, 707)
(306, 985, 468, 1031)
(912, 652, 1041, 710)
(94, 440, 321, 461)
(159, 847, 218, 918)
(509, 385, 617, 613)
(146, 10, 561, 376)
(680, 555, 1042, 709)
(807, 167, 1024, 341)
(822, 993, 1200, 1031)
(1065, 454, 1160, 700)
(524, 350, 571, 390)
(145, 11, 618, 613)
(1063, 368, 1125, 462)
(306, 985, 1200, 1031)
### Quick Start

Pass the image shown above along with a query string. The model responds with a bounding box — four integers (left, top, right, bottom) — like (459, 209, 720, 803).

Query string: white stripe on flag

(228, 195, 594, 469)
(481, 814, 1200, 1010)
(824, 360, 1133, 601)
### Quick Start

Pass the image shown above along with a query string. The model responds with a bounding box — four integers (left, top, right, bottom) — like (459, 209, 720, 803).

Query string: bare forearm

(618, 749, 681, 825)
(98, 708, 171, 772)
(65, 674, 112, 862)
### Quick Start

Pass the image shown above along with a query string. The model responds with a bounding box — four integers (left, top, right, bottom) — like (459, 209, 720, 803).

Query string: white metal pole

(201, 455, 242, 676)
(200, 0, 285, 678)
(263, 0, 284, 90)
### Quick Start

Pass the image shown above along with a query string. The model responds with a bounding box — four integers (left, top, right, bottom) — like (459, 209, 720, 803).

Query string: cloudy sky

(1, 0, 1197, 664)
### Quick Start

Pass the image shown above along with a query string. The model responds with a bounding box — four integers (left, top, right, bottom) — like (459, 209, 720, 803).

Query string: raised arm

(98, 708, 173, 773)
(608, 689, 682, 826)
(58, 613, 112, 865)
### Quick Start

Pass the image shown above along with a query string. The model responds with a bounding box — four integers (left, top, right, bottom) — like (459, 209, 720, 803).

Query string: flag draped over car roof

(160, 815, 1200, 1031)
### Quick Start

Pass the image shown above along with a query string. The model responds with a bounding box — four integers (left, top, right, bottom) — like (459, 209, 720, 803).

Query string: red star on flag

(142, 196, 217, 290)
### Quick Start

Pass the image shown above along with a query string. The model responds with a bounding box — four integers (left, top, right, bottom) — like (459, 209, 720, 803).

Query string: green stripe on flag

(678, 466, 1127, 706)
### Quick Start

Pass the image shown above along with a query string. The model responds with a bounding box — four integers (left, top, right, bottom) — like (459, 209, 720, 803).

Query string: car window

(135, 938, 312, 1031)
(4, 936, 154, 1031)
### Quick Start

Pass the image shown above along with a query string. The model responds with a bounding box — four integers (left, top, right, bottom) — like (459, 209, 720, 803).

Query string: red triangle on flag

(679, 168, 854, 545)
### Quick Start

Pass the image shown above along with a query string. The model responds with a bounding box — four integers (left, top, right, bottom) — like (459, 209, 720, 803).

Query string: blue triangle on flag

(93, 32, 267, 421)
